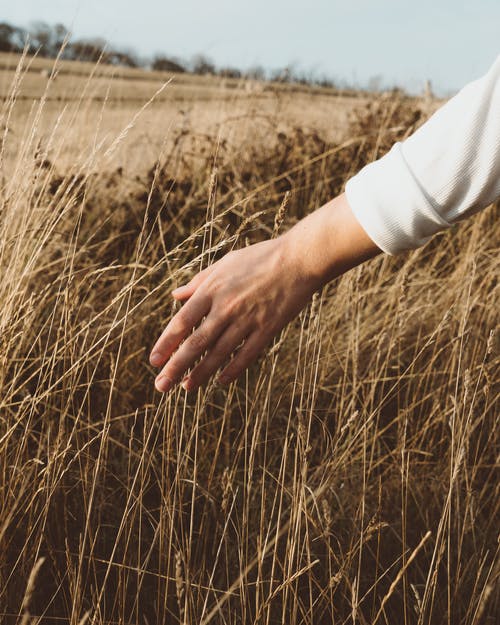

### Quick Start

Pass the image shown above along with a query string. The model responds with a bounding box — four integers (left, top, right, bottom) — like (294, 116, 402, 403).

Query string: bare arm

(151, 55, 499, 393)
(149, 192, 380, 393)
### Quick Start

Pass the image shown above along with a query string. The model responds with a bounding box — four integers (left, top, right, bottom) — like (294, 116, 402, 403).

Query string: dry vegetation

(0, 53, 498, 624)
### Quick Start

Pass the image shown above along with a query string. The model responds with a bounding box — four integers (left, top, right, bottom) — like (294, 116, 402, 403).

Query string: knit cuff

(345, 142, 452, 255)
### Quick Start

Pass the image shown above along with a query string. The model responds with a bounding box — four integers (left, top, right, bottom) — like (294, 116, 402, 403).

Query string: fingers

(217, 330, 270, 385)
(149, 292, 211, 367)
(154, 314, 227, 392)
(172, 266, 214, 301)
(181, 323, 251, 391)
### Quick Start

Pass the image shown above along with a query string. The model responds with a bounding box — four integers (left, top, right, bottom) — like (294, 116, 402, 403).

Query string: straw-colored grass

(0, 53, 498, 625)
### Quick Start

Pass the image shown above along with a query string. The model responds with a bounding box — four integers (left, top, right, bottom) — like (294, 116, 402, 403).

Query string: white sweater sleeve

(345, 55, 500, 255)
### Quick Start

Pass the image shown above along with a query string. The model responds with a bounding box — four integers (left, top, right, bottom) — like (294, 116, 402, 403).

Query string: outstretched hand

(149, 193, 380, 393)
(149, 237, 316, 392)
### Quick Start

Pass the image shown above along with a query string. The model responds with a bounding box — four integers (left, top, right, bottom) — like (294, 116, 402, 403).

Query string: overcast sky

(2, 0, 499, 94)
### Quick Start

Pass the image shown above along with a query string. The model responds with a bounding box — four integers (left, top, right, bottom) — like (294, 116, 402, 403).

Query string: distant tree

(192, 54, 216, 75)
(29, 21, 52, 56)
(0, 22, 27, 52)
(52, 23, 71, 55)
(316, 75, 336, 89)
(152, 55, 186, 73)
(218, 67, 242, 79)
(292, 68, 318, 86)
(388, 85, 408, 98)
(28, 21, 70, 57)
(107, 48, 139, 68)
(69, 37, 108, 63)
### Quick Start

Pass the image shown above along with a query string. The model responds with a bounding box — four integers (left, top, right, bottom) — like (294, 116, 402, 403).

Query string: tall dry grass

(0, 56, 498, 624)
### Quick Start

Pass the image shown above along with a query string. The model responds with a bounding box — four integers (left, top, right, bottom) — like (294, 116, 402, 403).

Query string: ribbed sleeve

(345, 55, 500, 255)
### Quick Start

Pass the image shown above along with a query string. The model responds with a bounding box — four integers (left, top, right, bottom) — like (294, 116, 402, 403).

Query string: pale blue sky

(2, 0, 499, 94)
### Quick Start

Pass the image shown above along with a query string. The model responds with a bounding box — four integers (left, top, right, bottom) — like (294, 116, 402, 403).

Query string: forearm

(149, 57, 500, 393)
(280, 192, 381, 291)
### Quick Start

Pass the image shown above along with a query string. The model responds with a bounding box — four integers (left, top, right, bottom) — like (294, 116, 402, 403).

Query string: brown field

(0, 53, 498, 624)
(0, 52, 383, 177)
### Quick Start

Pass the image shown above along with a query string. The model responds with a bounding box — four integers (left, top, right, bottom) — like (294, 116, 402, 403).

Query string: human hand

(149, 236, 317, 393)
(149, 193, 380, 393)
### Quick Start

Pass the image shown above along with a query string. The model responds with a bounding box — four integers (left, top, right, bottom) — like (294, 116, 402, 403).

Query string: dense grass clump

(0, 58, 498, 624)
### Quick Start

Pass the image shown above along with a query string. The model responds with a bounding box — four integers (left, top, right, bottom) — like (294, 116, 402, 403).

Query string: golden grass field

(0, 52, 498, 624)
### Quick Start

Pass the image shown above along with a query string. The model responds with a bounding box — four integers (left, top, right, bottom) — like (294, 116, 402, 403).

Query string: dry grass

(0, 54, 498, 625)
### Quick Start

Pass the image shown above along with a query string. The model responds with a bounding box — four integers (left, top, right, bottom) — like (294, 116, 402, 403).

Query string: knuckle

(189, 330, 210, 352)
(222, 297, 239, 318)
(209, 279, 224, 298)
(170, 316, 189, 338)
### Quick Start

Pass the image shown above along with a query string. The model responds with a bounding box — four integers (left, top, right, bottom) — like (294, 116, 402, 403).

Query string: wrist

(281, 193, 381, 290)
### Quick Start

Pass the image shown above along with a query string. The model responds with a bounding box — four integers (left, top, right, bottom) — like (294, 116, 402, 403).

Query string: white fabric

(345, 55, 500, 255)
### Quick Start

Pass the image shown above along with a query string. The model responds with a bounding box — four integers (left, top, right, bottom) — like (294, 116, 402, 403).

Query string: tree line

(0, 20, 340, 88)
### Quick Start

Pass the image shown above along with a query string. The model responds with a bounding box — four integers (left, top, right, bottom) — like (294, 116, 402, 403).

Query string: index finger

(149, 292, 211, 367)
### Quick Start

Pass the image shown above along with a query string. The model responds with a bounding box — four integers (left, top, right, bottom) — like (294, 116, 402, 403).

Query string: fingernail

(181, 377, 194, 391)
(155, 375, 173, 393)
(150, 352, 163, 366)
